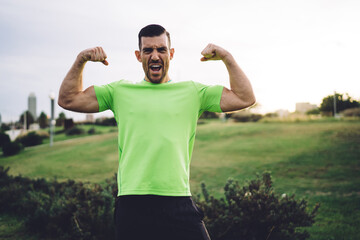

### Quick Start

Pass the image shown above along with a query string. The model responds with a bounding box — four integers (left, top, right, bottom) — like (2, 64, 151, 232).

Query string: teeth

(151, 65, 161, 67)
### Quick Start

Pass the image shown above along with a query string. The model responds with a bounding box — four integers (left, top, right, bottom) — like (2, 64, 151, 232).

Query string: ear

(170, 48, 175, 60)
(135, 50, 141, 62)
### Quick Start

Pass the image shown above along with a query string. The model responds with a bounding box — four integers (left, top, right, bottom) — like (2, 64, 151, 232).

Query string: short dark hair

(138, 24, 171, 49)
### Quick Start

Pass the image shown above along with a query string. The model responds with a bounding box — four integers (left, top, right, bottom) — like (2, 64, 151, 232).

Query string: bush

(0, 166, 117, 240)
(341, 107, 360, 117)
(232, 112, 263, 122)
(36, 130, 50, 139)
(0, 132, 11, 148)
(194, 172, 319, 240)
(87, 127, 96, 134)
(0, 167, 319, 240)
(200, 111, 218, 119)
(2, 142, 23, 156)
(16, 131, 43, 147)
(95, 117, 117, 126)
(65, 127, 85, 136)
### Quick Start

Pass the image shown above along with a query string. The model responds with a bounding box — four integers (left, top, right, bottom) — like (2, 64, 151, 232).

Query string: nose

(151, 52, 160, 61)
(150, 49, 160, 61)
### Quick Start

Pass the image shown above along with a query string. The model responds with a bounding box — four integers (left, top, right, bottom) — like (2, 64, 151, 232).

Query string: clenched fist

(200, 43, 229, 62)
(78, 47, 109, 65)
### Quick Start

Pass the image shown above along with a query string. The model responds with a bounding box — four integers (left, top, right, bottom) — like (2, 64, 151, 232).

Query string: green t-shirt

(94, 80, 223, 196)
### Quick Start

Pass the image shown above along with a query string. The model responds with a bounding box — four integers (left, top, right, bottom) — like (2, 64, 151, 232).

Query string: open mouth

(150, 64, 162, 73)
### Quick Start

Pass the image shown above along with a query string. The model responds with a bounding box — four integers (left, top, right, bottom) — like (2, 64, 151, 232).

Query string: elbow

(247, 96, 256, 108)
(241, 95, 256, 109)
(58, 97, 71, 110)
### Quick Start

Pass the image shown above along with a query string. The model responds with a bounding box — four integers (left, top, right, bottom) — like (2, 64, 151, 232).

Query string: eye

(157, 47, 167, 53)
(143, 48, 152, 54)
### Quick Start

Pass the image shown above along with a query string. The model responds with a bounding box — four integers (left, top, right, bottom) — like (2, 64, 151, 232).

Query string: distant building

(28, 93, 37, 120)
(295, 102, 317, 114)
(86, 114, 95, 123)
(275, 109, 290, 118)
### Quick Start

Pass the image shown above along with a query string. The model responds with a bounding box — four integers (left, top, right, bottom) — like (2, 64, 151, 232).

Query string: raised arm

(201, 44, 256, 112)
(58, 47, 109, 113)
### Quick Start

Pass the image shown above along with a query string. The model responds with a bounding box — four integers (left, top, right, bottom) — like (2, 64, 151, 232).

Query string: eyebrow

(142, 47, 168, 52)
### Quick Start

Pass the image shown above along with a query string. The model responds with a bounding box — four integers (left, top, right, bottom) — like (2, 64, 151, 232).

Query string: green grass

(1, 120, 359, 239)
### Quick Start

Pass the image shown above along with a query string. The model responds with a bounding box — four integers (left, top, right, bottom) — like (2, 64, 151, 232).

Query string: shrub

(194, 172, 319, 240)
(2, 142, 23, 156)
(200, 111, 219, 119)
(16, 131, 43, 147)
(0, 166, 117, 240)
(65, 127, 85, 136)
(232, 112, 263, 122)
(36, 130, 50, 139)
(95, 117, 117, 126)
(0, 132, 11, 148)
(341, 107, 360, 117)
(87, 127, 96, 134)
(0, 167, 319, 240)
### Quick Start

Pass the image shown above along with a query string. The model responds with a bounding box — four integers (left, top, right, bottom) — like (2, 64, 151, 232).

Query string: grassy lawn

(1, 120, 359, 239)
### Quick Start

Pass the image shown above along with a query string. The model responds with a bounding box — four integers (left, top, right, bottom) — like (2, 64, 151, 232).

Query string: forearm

(58, 55, 87, 108)
(222, 53, 256, 106)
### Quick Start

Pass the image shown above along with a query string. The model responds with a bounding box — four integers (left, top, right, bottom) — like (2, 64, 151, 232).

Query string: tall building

(28, 93, 37, 120)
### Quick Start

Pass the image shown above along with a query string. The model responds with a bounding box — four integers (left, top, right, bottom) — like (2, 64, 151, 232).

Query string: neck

(144, 75, 171, 84)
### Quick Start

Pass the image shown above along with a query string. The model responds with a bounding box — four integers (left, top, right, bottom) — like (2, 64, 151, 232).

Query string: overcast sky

(1, 0, 359, 122)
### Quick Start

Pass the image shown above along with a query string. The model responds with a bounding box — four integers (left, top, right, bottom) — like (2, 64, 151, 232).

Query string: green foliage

(0, 132, 11, 148)
(0, 166, 117, 240)
(95, 117, 117, 126)
(87, 127, 96, 134)
(56, 112, 66, 127)
(65, 126, 85, 136)
(2, 142, 23, 156)
(320, 93, 360, 115)
(306, 108, 320, 115)
(341, 107, 360, 117)
(1, 123, 11, 132)
(232, 112, 263, 122)
(200, 111, 219, 119)
(38, 112, 48, 129)
(195, 172, 320, 240)
(19, 111, 35, 130)
(16, 132, 43, 147)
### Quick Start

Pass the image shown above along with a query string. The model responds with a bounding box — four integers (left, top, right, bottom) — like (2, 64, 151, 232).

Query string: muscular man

(58, 24, 255, 240)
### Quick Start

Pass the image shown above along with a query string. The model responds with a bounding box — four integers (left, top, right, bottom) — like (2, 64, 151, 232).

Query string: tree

(0, 132, 10, 148)
(320, 93, 360, 115)
(56, 112, 66, 127)
(38, 112, 48, 129)
(19, 111, 34, 130)
(1, 123, 10, 132)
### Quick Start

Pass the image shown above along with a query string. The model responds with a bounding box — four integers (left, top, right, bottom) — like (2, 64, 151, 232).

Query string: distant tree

(2, 142, 23, 156)
(0, 132, 10, 148)
(320, 93, 360, 115)
(64, 119, 74, 130)
(200, 111, 218, 119)
(306, 108, 320, 115)
(95, 117, 117, 126)
(19, 111, 34, 130)
(1, 123, 11, 132)
(56, 112, 66, 127)
(38, 112, 48, 129)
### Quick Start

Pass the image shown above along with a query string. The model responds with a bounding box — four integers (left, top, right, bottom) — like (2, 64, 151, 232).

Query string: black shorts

(114, 195, 211, 240)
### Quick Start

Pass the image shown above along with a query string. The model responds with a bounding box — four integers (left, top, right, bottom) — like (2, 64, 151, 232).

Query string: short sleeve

(192, 81, 224, 113)
(93, 83, 115, 112)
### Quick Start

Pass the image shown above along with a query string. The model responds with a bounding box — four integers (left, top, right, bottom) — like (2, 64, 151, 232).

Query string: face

(135, 33, 174, 84)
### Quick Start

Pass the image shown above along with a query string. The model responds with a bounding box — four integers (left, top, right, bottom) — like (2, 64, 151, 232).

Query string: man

(58, 24, 255, 240)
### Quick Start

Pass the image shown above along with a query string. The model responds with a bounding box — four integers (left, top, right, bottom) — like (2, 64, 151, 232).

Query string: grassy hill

(1, 120, 359, 239)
